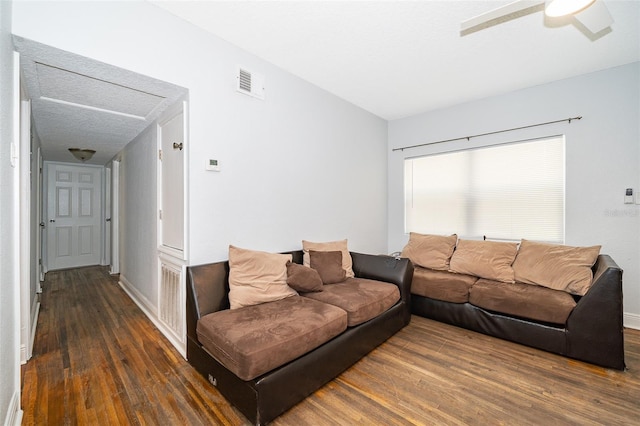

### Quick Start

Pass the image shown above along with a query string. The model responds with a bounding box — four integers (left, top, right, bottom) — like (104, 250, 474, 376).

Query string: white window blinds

(404, 136, 565, 243)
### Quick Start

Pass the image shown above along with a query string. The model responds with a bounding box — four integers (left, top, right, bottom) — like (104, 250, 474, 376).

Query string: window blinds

(405, 136, 565, 243)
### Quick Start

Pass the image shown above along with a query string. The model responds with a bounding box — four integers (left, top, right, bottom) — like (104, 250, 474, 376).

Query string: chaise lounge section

(186, 249, 413, 425)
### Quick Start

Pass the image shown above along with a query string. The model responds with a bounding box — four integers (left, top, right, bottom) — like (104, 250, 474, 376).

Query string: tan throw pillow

(449, 239, 518, 283)
(286, 261, 324, 292)
(228, 245, 298, 309)
(309, 250, 347, 284)
(513, 239, 601, 296)
(401, 233, 457, 270)
(302, 239, 355, 278)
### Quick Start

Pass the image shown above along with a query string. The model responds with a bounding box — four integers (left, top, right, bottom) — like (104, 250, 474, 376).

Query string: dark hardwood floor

(22, 266, 640, 425)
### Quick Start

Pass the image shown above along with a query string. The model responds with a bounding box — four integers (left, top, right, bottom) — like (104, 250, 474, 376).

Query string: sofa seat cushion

(411, 266, 478, 303)
(469, 279, 577, 325)
(303, 278, 400, 326)
(196, 296, 347, 381)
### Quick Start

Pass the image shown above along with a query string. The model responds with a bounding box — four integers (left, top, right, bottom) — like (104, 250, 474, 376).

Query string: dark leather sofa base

(412, 296, 567, 355)
(411, 254, 626, 371)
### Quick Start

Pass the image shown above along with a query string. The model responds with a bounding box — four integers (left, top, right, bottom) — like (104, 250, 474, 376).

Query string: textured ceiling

(151, 0, 640, 120)
(14, 37, 187, 165)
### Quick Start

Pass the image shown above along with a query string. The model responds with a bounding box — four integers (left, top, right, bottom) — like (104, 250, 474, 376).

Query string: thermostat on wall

(206, 159, 221, 172)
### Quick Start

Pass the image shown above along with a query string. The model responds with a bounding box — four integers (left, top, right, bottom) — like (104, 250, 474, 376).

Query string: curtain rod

(392, 116, 582, 152)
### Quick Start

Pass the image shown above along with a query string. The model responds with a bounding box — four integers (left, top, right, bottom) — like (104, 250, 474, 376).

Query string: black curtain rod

(392, 116, 582, 152)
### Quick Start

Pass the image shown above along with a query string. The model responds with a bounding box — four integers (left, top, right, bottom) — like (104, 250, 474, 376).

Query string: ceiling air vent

(237, 66, 265, 100)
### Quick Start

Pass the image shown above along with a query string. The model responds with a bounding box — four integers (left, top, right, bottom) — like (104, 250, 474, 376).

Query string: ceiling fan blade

(573, 0, 613, 34)
(460, 0, 545, 32)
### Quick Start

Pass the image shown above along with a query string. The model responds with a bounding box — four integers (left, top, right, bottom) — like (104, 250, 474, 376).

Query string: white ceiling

(14, 37, 187, 165)
(151, 0, 640, 120)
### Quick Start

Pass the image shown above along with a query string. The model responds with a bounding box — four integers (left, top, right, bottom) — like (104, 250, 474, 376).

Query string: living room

(1, 1, 639, 424)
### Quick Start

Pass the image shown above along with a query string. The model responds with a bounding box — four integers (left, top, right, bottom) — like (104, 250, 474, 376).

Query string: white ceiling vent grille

(237, 66, 265, 100)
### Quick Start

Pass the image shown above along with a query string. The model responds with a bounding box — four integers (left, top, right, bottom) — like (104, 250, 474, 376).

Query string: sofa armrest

(565, 254, 625, 370)
(186, 261, 230, 343)
(351, 252, 414, 306)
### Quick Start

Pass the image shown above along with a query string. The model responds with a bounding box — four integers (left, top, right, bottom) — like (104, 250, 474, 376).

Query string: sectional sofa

(186, 244, 414, 425)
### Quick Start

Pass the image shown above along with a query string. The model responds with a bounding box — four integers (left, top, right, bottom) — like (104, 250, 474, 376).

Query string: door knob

(39, 222, 45, 227)
(106, 218, 111, 222)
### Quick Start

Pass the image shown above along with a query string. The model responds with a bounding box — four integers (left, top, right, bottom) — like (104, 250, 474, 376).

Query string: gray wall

(12, 1, 389, 312)
(388, 62, 640, 324)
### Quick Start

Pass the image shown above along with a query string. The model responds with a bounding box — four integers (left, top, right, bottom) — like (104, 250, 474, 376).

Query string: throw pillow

(401, 232, 458, 270)
(228, 245, 298, 309)
(513, 239, 601, 296)
(286, 261, 324, 292)
(309, 250, 347, 284)
(449, 239, 518, 283)
(302, 239, 355, 278)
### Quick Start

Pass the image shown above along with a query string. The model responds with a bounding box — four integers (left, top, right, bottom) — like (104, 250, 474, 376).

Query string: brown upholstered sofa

(186, 250, 413, 425)
(403, 234, 625, 370)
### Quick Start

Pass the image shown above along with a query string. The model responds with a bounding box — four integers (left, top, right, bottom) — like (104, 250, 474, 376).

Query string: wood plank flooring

(22, 266, 640, 425)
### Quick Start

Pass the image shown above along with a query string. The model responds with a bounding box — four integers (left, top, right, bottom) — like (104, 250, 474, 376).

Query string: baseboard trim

(20, 344, 27, 366)
(21, 299, 41, 364)
(4, 391, 23, 426)
(29, 299, 40, 356)
(118, 275, 186, 358)
(624, 312, 640, 330)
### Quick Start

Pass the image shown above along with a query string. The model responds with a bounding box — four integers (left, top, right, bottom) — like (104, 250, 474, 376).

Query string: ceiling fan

(461, 0, 613, 35)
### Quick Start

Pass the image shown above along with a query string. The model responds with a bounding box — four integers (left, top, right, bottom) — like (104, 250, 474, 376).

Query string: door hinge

(159, 149, 162, 161)
(159, 209, 162, 220)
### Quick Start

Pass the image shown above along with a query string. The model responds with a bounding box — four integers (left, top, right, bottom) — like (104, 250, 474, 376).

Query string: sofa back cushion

(513, 239, 601, 296)
(228, 245, 298, 309)
(302, 239, 355, 278)
(401, 233, 457, 271)
(309, 250, 347, 284)
(449, 239, 518, 283)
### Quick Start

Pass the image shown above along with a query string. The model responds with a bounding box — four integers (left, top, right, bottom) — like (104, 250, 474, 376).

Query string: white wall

(388, 63, 640, 323)
(29, 128, 41, 320)
(0, 0, 22, 423)
(12, 1, 388, 291)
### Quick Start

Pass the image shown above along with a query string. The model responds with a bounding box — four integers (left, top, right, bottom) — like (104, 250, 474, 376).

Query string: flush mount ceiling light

(545, 0, 596, 17)
(68, 148, 96, 162)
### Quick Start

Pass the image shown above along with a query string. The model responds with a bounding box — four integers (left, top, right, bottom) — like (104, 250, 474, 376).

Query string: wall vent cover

(237, 66, 265, 100)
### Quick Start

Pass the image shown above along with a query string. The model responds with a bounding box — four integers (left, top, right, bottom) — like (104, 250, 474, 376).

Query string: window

(404, 136, 565, 243)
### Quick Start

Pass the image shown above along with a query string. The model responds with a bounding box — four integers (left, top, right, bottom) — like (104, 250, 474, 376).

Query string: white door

(46, 163, 102, 270)
(160, 111, 184, 252)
